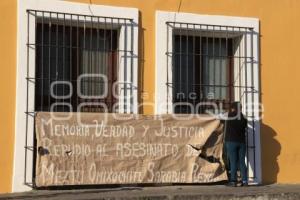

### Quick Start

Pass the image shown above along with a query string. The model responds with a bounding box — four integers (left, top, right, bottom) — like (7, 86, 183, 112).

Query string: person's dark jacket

(224, 112, 248, 143)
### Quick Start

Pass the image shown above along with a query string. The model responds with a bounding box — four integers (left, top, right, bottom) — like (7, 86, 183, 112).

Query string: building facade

(1, 0, 300, 193)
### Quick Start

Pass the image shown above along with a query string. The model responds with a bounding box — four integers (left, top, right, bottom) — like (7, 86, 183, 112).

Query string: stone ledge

(1, 184, 300, 200)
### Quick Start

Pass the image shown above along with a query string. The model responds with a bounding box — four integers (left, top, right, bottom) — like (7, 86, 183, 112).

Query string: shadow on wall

(261, 123, 281, 184)
(138, 11, 145, 114)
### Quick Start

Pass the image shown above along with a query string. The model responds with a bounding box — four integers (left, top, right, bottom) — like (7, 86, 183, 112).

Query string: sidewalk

(1, 184, 300, 200)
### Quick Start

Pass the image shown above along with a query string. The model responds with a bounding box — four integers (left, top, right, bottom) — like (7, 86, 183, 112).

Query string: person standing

(225, 102, 248, 187)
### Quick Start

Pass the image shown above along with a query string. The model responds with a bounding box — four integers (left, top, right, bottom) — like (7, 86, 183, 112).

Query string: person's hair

(230, 102, 241, 111)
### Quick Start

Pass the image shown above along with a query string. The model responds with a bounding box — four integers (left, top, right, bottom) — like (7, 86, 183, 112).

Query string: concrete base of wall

(1, 184, 300, 200)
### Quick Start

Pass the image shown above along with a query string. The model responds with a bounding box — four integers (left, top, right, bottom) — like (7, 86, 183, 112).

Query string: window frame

(14, 0, 139, 192)
(155, 10, 261, 184)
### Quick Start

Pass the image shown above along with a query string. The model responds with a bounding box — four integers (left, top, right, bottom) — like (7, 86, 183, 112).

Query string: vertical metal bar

(90, 16, 93, 111)
(218, 26, 222, 109)
(231, 27, 235, 106)
(33, 11, 39, 186)
(55, 13, 58, 112)
(243, 27, 249, 179)
(109, 17, 113, 112)
(112, 18, 116, 113)
(186, 24, 188, 113)
(41, 11, 44, 111)
(106, 17, 109, 112)
(83, 16, 86, 111)
(166, 23, 169, 114)
(48, 13, 51, 111)
(225, 26, 228, 109)
(238, 27, 242, 102)
(112, 18, 115, 113)
(93, 17, 96, 106)
(116, 18, 120, 113)
(124, 19, 128, 113)
(104, 17, 107, 112)
(70, 14, 73, 111)
(76, 15, 79, 111)
(179, 23, 182, 113)
(96, 17, 100, 112)
(110, 18, 113, 112)
(212, 25, 215, 107)
(250, 28, 256, 179)
(199, 25, 202, 114)
(192, 24, 195, 113)
(130, 19, 134, 113)
(62, 13, 66, 111)
(24, 10, 30, 186)
(205, 25, 209, 113)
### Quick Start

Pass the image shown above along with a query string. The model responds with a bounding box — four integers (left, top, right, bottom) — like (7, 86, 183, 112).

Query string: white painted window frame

(14, 0, 139, 192)
(155, 10, 261, 184)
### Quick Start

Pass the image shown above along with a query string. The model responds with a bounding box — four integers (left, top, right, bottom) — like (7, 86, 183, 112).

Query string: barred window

(27, 10, 136, 114)
(173, 34, 234, 113)
(162, 20, 259, 182)
(166, 22, 256, 115)
(23, 9, 138, 187)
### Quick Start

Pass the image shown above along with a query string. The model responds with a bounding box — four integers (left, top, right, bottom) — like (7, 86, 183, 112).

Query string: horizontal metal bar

(166, 82, 255, 89)
(24, 182, 34, 188)
(165, 52, 254, 59)
(243, 89, 259, 93)
(24, 146, 35, 151)
(166, 21, 254, 30)
(24, 111, 36, 117)
(27, 9, 134, 22)
(245, 117, 257, 121)
(26, 78, 118, 83)
(27, 43, 131, 52)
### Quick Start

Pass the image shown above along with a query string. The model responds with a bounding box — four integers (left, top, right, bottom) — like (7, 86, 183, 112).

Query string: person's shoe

(226, 182, 237, 187)
(241, 182, 248, 187)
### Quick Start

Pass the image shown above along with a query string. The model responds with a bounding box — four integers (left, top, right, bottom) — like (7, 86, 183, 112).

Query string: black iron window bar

(25, 9, 135, 187)
(166, 21, 258, 180)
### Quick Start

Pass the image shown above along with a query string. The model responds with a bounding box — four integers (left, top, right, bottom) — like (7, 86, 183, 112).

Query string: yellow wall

(70, 0, 300, 184)
(1, 0, 300, 193)
(0, 0, 17, 193)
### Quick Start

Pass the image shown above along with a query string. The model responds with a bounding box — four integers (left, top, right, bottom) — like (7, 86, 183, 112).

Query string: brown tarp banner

(35, 112, 227, 187)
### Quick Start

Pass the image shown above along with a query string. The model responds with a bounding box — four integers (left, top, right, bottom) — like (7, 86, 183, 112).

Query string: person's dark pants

(225, 141, 247, 183)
